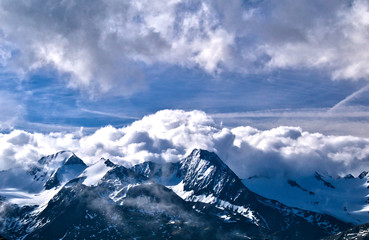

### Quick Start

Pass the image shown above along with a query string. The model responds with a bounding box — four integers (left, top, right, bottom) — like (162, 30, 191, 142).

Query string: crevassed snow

(243, 173, 369, 224)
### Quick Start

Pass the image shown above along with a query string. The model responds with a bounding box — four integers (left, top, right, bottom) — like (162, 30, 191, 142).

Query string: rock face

(30, 151, 87, 190)
(132, 149, 352, 239)
(0, 149, 354, 240)
(178, 149, 249, 202)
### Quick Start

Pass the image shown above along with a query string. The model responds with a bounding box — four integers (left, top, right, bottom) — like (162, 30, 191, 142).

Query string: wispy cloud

(211, 106, 369, 137)
(211, 108, 369, 119)
(80, 108, 139, 120)
(0, 91, 24, 130)
(329, 83, 369, 112)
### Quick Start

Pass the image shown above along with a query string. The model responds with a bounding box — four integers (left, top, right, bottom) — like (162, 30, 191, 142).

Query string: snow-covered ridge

(0, 148, 357, 240)
(0, 151, 88, 206)
(133, 148, 349, 234)
(244, 171, 369, 224)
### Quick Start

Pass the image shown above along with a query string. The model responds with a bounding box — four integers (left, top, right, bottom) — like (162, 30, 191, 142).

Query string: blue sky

(2, 0, 369, 177)
(1, 0, 369, 136)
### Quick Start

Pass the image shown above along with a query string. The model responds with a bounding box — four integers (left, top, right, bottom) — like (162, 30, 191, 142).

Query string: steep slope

(0, 149, 354, 239)
(244, 171, 369, 224)
(35, 151, 87, 190)
(0, 151, 87, 206)
(0, 199, 35, 240)
(322, 223, 369, 240)
(3, 165, 263, 240)
(131, 149, 352, 239)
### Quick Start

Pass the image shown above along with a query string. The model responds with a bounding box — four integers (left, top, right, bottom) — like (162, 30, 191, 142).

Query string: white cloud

(242, 0, 369, 81)
(1, 110, 369, 179)
(2, 0, 369, 96)
(210, 107, 369, 137)
(0, 0, 234, 96)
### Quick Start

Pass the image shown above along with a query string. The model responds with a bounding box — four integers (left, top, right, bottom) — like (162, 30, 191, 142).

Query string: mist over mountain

(0, 149, 361, 239)
(1, 0, 369, 239)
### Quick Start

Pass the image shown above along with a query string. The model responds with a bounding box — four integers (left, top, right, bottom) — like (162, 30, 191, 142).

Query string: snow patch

(81, 160, 113, 186)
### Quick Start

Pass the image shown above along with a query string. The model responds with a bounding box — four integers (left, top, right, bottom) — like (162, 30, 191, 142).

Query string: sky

(1, 0, 369, 176)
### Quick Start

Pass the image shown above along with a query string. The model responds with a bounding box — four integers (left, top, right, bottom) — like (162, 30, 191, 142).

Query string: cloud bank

(1, 0, 369, 96)
(1, 110, 369, 178)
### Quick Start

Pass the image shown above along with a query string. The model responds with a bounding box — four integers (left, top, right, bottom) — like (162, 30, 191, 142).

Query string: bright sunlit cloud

(1, 110, 369, 179)
(1, 0, 369, 96)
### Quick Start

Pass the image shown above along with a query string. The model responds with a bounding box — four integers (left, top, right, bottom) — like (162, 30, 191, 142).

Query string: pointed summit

(38, 151, 86, 168)
(38, 151, 87, 190)
(182, 148, 230, 171)
(178, 148, 247, 202)
(64, 154, 86, 166)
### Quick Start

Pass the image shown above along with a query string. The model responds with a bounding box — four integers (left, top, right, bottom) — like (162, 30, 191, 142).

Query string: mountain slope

(321, 223, 369, 240)
(0, 149, 355, 239)
(0, 151, 86, 207)
(131, 149, 352, 239)
(3, 166, 262, 239)
(244, 170, 369, 224)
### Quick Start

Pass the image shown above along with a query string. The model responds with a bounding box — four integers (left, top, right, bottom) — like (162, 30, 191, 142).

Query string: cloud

(210, 107, 369, 137)
(1, 110, 369, 179)
(1, 0, 369, 96)
(250, 0, 369, 81)
(0, 0, 234, 96)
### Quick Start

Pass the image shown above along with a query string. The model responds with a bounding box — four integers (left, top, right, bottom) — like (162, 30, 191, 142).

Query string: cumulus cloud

(1, 109, 369, 178)
(251, 0, 369, 81)
(0, 0, 234, 96)
(1, 0, 369, 96)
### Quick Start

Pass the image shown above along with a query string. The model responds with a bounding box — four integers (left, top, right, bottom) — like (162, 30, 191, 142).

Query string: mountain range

(0, 149, 367, 239)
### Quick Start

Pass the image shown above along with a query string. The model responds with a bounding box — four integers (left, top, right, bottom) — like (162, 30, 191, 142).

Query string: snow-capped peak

(37, 151, 85, 170)
(170, 149, 251, 208)
(182, 149, 229, 171)
(0, 150, 353, 240)
(80, 158, 116, 186)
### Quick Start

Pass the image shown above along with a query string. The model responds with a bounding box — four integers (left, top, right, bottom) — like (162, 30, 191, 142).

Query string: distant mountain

(0, 149, 356, 239)
(244, 169, 369, 224)
(321, 223, 369, 240)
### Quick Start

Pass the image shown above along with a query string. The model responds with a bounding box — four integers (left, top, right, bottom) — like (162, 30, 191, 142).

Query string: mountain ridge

(0, 148, 359, 239)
